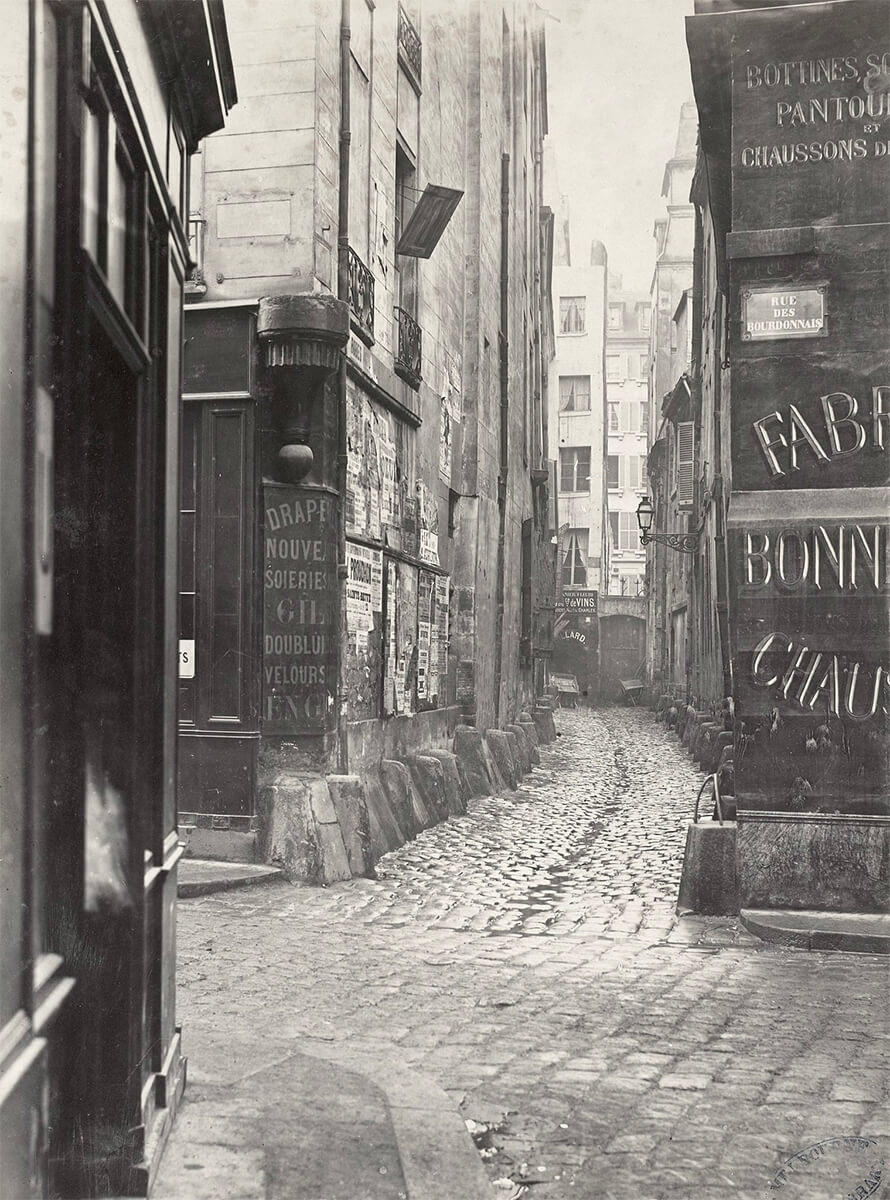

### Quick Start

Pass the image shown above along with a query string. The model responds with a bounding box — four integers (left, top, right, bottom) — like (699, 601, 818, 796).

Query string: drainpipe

(713, 295, 733, 701)
(336, 0, 351, 772)
(493, 152, 510, 724)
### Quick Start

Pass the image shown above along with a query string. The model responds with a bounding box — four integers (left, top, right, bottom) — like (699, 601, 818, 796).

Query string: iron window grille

(398, 3, 422, 87)
(394, 306, 422, 388)
(347, 246, 375, 344)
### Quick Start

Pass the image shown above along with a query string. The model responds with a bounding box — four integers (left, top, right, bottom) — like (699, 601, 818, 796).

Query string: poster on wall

(345, 542, 383, 651)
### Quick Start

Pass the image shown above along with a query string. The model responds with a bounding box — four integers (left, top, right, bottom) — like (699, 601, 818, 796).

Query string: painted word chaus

(750, 631, 888, 721)
(752, 387, 889, 477)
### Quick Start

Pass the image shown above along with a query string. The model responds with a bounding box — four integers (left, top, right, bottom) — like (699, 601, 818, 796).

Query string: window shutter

(677, 421, 694, 508)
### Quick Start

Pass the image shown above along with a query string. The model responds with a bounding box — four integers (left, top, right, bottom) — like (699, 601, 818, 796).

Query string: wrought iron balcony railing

(398, 3, 422, 85)
(347, 246, 375, 344)
(394, 306, 422, 389)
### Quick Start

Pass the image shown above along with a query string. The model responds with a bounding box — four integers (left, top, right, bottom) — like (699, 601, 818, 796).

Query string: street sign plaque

(742, 286, 826, 341)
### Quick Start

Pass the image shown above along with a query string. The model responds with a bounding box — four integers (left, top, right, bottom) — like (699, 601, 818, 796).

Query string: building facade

(179, 0, 556, 872)
(550, 237, 608, 695)
(686, 0, 889, 913)
(645, 104, 698, 696)
(0, 1, 235, 1194)
(605, 280, 651, 599)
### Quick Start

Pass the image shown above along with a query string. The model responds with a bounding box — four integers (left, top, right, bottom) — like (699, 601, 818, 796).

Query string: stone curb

(298, 1041, 495, 1200)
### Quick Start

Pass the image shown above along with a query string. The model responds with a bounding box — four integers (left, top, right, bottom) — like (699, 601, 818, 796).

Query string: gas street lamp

(635, 495, 699, 554)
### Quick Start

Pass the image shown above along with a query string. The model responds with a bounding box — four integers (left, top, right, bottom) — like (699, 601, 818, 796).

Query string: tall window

(622, 455, 641, 490)
(608, 402, 620, 432)
(639, 400, 648, 435)
(561, 529, 588, 587)
(558, 375, 590, 412)
(606, 454, 619, 489)
(640, 455, 648, 488)
(619, 511, 638, 550)
(606, 355, 620, 381)
(559, 446, 591, 493)
(609, 511, 619, 547)
(608, 304, 623, 330)
(395, 145, 417, 316)
(559, 296, 585, 334)
(639, 304, 651, 332)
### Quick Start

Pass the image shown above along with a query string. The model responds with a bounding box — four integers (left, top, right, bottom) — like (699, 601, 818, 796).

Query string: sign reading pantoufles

(262, 487, 338, 733)
(559, 589, 598, 612)
(731, 2, 890, 230)
(742, 286, 826, 340)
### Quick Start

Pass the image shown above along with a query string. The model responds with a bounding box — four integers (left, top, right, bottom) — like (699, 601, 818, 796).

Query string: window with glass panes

(558, 375, 591, 412)
(619, 511, 638, 550)
(559, 296, 585, 334)
(609, 511, 619, 546)
(559, 447, 591, 492)
(606, 454, 619, 489)
(608, 402, 620, 432)
(606, 355, 620, 381)
(561, 529, 588, 587)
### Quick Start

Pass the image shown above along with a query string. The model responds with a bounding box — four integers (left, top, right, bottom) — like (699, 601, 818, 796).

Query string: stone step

(740, 908, 890, 954)
(178, 858, 283, 898)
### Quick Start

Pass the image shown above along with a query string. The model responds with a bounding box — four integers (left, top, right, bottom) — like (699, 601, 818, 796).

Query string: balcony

(398, 3, 422, 87)
(394, 306, 422, 389)
(347, 246, 375, 345)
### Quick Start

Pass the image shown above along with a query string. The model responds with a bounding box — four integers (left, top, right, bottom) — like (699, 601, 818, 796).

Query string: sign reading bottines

(262, 486, 338, 733)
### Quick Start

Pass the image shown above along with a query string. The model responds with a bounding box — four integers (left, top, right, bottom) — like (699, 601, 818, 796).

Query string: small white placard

(179, 640, 195, 679)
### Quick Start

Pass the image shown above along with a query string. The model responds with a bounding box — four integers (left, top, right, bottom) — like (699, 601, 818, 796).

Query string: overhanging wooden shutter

(677, 420, 694, 509)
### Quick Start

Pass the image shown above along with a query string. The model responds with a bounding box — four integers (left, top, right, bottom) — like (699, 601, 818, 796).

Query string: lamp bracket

(640, 530, 700, 555)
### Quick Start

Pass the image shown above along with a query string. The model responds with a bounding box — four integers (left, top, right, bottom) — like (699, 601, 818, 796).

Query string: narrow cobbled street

(160, 707, 890, 1199)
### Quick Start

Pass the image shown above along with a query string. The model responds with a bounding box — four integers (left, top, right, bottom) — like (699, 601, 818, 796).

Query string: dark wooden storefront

(0, 2, 235, 1194)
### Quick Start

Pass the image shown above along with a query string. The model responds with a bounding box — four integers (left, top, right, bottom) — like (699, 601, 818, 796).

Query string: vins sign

(560, 589, 598, 613)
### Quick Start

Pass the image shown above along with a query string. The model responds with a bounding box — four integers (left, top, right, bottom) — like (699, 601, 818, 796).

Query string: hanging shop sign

(742, 286, 826, 341)
(559, 589, 598, 613)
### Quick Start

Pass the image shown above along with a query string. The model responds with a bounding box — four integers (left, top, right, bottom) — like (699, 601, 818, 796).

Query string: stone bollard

(453, 725, 497, 798)
(533, 704, 557, 743)
(363, 769, 408, 862)
(423, 749, 468, 814)
(258, 774, 352, 885)
(327, 775, 375, 878)
(486, 729, 520, 790)
(380, 759, 430, 839)
(518, 715, 542, 765)
(407, 754, 451, 823)
(505, 723, 532, 773)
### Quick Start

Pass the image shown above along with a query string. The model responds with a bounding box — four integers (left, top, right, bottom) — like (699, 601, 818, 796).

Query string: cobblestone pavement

(175, 707, 890, 1200)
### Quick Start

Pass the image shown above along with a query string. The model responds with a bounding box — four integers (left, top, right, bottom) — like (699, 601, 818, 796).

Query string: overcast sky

(543, 0, 695, 295)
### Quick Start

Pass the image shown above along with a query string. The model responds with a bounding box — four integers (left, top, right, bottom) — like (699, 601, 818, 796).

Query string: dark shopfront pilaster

(688, 0, 890, 912)
(178, 295, 349, 861)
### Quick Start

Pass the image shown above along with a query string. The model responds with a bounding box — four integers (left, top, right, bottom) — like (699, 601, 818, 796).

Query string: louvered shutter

(677, 421, 694, 508)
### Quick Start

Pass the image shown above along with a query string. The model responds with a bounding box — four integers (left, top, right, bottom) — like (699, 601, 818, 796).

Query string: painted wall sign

(262, 487, 337, 733)
(750, 386, 889, 478)
(742, 286, 826, 340)
(559, 589, 598, 612)
(730, 4, 890, 229)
